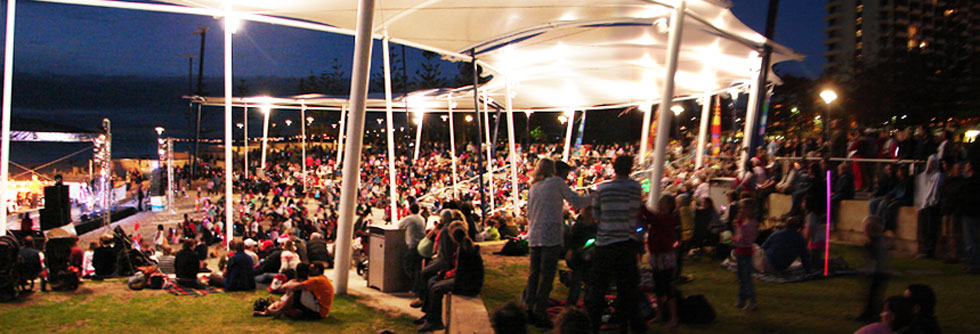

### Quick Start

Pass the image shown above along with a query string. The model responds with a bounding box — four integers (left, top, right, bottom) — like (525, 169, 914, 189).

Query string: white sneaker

(743, 301, 757, 311)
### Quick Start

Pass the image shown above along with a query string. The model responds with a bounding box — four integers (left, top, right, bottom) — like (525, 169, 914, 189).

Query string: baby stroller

(42, 237, 79, 291)
(0, 235, 24, 300)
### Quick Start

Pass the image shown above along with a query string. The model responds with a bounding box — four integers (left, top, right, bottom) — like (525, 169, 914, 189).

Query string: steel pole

(0, 0, 16, 236)
(301, 104, 307, 193)
(562, 110, 574, 161)
(261, 106, 270, 171)
(483, 90, 494, 211)
(449, 101, 458, 199)
(649, 0, 686, 207)
(333, 0, 375, 295)
(504, 81, 520, 213)
(336, 105, 347, 164)
(223, 9, 234, 249)
(382, 37, 399, 223)
(243, 105, 248, 179)
(695, 92, 711, 169)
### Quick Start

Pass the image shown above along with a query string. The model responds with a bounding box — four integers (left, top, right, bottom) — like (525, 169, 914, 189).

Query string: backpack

(147, 272, 166, 289)
(677, 294, 716, 324)
(495, 237, 529, 256)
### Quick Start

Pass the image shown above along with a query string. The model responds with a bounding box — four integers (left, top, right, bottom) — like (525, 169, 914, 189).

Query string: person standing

(523, 158, 591, 328)
(960, 161, 980, 274)
(915, 156, 942, 258)
(585, 155, 646, 334)
(398, 204, 426, 291)
(734, 198, 759, 311)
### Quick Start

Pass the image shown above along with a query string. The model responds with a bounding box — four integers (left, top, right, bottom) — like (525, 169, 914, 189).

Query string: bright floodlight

(154, 126, 165, 135)
(558, 115, 568, 124)
(671, 105, 684, 115)
(225, 15, 241, 34)
(306, 116, 314, 124)
(261, 105, 271, 115)
(464, 115, 474, 122)
(440, 115, 449, 122)
(376, 118, 383, 125)
(820, 90, 838, 104)
(285, 119, 292, 126)
(236, 123, 243, 129)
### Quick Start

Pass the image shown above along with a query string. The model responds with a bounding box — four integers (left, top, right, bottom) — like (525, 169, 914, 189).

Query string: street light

(820, 89, 838, 143)
(236, 123, 243, 129)
(306, 116, 314, 125)
(376, 118, 384, 125)
(441, 115, 449, 122)
(464, 115, 474, 123)
(670, 105, 684, 116)
(154, 126, 165, 135)
(285, 119, 292, 126)
(558, 115, 568, 124)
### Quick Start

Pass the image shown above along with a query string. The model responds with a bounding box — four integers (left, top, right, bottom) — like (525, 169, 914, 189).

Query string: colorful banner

(711, 95, 722, 155)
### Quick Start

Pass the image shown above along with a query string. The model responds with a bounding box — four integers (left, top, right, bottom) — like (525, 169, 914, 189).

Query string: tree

(414, 51, 445, 89)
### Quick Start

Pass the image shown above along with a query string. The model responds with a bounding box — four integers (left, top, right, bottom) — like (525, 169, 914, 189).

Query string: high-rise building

(823, 0, 980, 72)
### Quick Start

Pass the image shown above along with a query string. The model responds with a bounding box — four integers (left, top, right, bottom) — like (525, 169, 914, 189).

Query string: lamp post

(819, 89, 837, 144)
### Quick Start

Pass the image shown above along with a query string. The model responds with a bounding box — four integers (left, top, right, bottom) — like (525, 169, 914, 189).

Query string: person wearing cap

(243, 239, 259, 264)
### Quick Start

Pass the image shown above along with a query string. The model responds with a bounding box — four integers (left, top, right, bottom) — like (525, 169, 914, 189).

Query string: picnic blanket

(720, 257, 856, 283)
(164, 276, 224, 296)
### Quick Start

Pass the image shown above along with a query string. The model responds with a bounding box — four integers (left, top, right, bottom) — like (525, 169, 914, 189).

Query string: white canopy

(150, 0, 801, 109)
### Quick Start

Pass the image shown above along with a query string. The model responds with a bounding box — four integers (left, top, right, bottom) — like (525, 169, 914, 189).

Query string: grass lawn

(480, 242, 980, 334)
(0, 280, 415, 334)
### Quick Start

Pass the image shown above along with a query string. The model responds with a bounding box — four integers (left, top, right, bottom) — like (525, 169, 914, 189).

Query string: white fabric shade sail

(147, 0, 801, 109)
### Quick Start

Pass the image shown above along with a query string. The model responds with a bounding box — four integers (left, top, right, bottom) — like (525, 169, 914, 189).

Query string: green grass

(0, 282, 415, 334)
(481, 244, 980, 334)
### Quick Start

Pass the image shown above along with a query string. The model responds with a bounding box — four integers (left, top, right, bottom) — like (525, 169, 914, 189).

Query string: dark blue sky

(1, 0, 828, 79)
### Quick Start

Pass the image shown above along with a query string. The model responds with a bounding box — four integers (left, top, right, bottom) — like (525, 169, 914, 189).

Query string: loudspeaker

(149, 168, 166, 196)
(40, 185, 70, 230)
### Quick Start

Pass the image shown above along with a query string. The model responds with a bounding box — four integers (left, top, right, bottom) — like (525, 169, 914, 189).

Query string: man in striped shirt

(586, 155, 646, 334)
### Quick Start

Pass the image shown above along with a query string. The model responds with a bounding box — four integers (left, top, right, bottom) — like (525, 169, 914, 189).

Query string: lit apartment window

(919, 41, 928, 48)
(856, 29, 863, 37)
(908, 39, 918, 49)
(857, 42, 863, 50)
(857, 4, 863, 12)
(856, 17, 863, 24)
(908, 25, 918, 36)
(944, 9, 956, 16)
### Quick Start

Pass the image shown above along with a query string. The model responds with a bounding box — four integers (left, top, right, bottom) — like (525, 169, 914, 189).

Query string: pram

(0, 235, 24, 300)
(41, 236, 79, 291)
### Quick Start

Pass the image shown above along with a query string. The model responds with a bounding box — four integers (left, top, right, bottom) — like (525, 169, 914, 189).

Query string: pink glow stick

(825, 170, 831, 277)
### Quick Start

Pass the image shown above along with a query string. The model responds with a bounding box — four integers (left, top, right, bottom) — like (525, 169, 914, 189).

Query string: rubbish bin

(367, 225, 409, 292)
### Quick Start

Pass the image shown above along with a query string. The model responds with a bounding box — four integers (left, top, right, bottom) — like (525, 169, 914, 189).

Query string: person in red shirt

(640, 195, 679, 328)
(733, 198, 759, 311)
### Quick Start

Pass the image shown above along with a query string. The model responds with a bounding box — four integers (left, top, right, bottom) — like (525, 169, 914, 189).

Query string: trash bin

(367, 225, 409, 292)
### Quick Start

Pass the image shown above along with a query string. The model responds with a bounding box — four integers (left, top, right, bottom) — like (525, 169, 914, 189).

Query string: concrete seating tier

(767, 194, 919, 255)
(442, 293, 493, 334)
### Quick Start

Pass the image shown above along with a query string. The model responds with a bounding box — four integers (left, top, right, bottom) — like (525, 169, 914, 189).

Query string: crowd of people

(10, 118, 975, 334)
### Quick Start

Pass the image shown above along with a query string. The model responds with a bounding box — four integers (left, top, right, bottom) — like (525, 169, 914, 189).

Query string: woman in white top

(280, 240, 301, 273)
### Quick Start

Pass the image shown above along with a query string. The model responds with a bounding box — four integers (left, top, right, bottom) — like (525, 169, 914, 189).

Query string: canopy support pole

(739, 67, 762, 175)
(639, 103, 653, 166)
(449, 100, 458, 199)
(223, 7, 234, 249)
(301, 104, 307, 193)
(337, 105, 347, 165)
(649, 0, 686, 207)
(382, 36, 399, 223)
(413, 111, 422, 161)
(334, 0, 375, 295)
(261, 106, 270, 171)
(562, 110, 574, 162)
(472, 56, 487, 225)
(243, 105, 248, 179)
(482, 91, 494, 211)
(695, 92, 711, 169)
(0, 0, 15, 236)
(504, 81, 520, 213)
